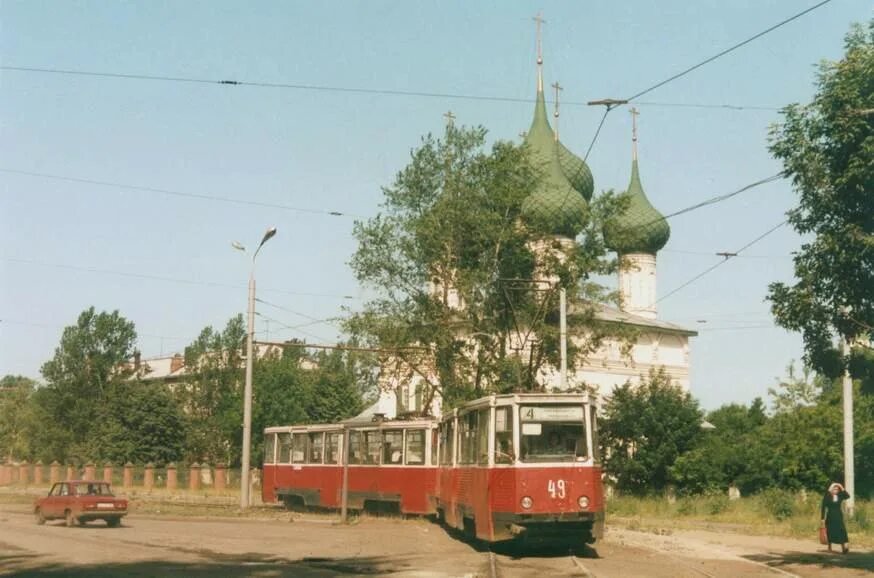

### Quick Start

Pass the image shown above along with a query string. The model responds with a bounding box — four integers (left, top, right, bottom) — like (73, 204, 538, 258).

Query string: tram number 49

(548, 479, 567, 499)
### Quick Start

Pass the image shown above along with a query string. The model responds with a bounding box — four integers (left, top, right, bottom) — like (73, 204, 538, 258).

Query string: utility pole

(340, 426, 351, 523)
(842, 339, 855, 516)
(235, 227, 277, 510)
(559, 289, 567, 389)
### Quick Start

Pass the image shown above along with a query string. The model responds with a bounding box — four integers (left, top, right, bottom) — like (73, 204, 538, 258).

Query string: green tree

(0, 375, 38, 460)
(38, 308, 137, 461)
(768, 361, 834, 414)
(179, 315, 246, 464)
(601, 370, 703, 494)
(671, 400, 768, 494)
(87, 382, 186, 465)
(767, 21, 874, 378)
(346, 123, 623, 409)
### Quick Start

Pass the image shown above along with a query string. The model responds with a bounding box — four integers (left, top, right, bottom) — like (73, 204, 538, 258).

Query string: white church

(367, 35, 696, 420)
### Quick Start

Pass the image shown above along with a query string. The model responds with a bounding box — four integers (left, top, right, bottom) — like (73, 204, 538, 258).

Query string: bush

(758, 489, 796, 521)
(704, 492, 730, 516)
(676, 498, 697, 516)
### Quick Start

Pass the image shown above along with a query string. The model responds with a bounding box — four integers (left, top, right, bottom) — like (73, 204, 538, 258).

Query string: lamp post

(233, 226, 277, 509)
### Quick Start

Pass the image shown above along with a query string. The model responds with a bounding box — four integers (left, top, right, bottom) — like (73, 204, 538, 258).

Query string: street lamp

(233, 226, 277, 509)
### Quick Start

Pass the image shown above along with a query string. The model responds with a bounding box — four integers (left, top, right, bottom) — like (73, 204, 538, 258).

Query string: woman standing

(820, 482, 851, 553)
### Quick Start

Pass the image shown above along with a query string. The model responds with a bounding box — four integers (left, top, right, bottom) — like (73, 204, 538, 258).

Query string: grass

(607, 492, 874, 548)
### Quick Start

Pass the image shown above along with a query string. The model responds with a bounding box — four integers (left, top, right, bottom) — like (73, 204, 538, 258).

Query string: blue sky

(1, 1, 869, 409)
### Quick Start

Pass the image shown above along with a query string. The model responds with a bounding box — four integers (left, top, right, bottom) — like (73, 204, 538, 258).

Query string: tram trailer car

(434, 393, 604, 545)
(262, 419, 439, 515)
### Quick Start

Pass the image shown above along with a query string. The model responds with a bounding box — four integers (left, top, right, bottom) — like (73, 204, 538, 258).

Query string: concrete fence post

(144, 463, 155, 490)
(49, 461, 61, 485)
(0, 461, 9, 485)
(18, 461, 29, 486)
(33, 461, 44, 485)
(103, 463, 113, 484)
(189, 463, 201, 491)
(214, 464, 227, 491)
(123, 462, 134, 488)
(65, 464, 75, 481)
(84, 462, 96, 480)
(200, 462, 212, 486)
(166, 463, 177, 490)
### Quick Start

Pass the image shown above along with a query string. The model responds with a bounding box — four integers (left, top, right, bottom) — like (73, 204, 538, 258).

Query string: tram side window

(494, 407, 514, 464)
(476, 409, 489, 465)
(406, 429, 425, 465)
(278, 433, 292, 463)
(326, 432, 341, 464)
(590, 406, 600, 462)
(383, 430, 404, 464)
(439, 422, 455, 466)
(459, 412, 479, 465)
(291, 433, 309, 464)
(264, 433, 276, 464)
(308, 432, 325, 464)
(349, 430, 364, 464)
(430, 429, 438, 466)
(365, 430, 382, 464)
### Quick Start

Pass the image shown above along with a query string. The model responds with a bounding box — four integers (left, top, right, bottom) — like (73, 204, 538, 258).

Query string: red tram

(435, 393, 603, 544)
(262, 392, 603, 546)
(262, 419, 439, 514)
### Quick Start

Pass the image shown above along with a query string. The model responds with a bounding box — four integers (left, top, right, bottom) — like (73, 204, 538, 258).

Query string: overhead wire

(0, 168, 358, 218)
(582, 1, 831, 160)
(1, 65, 782, 113)
(656, 219, 789, 304)
(625, 0, 834, 102)
(0, 256, 359, 300)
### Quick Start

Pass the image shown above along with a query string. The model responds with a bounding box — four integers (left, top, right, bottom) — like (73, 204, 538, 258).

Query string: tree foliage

(37, 307, 138, 461)
(767, 21, 874, 378)
(0, 375, 38, 460)
(347, 124, 623, 410)
(601, 369, 703, 493)
(87, 382, 186, 465)
(178, 315, 246, 464)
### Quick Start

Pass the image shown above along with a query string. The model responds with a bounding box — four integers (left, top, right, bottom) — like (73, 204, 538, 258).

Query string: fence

(0, 460, 253, 495)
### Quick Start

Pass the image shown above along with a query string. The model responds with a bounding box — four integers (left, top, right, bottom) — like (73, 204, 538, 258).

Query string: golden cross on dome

(630, 106, 640, 160)
(552, 81, 563, 140)
(533, 12, 546, 91)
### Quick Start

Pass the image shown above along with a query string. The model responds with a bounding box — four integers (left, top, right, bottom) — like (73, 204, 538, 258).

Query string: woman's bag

(819, 523, 828, 545)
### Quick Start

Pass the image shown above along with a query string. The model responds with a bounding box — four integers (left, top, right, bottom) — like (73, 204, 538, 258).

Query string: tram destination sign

(520, 406, 584, 422)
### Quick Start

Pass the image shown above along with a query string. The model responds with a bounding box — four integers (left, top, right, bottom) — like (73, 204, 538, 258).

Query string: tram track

(487, 548, 598, 578)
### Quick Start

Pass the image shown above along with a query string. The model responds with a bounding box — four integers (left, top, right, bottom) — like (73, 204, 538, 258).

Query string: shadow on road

(2, 554, 403, 577)
(744, 550, 874, 573)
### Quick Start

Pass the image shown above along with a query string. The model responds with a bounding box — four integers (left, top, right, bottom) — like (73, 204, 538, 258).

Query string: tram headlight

(520, 496, 533, 510)
(578, 496, 590, 509)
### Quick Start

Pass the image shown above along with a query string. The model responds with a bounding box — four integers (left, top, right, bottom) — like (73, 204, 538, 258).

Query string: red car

(34, 480, 128, 527)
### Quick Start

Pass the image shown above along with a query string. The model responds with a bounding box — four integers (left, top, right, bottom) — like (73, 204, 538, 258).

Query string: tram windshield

(518, 405, 587, 463)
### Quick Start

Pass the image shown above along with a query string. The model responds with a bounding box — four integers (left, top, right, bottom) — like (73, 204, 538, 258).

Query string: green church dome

(604, 159, 670, 254)
(524, 90, 595, 202)
(557, 141, 594, 201)
(521, 91, 588, 237)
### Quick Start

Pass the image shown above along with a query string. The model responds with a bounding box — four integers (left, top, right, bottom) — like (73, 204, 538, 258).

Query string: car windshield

(74, 483, 113, 496)
(519, 405, 587, 463)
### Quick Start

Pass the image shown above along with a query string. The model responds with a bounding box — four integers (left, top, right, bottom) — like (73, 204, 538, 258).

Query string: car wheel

(107, 518, 121, 528)
(35, 508, 46, 525)
(65, 510, 77, 527)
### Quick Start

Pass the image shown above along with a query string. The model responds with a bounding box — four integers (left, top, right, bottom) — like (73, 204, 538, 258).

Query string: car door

(55, 482, 71, 517)
(41, 484, 59, 518)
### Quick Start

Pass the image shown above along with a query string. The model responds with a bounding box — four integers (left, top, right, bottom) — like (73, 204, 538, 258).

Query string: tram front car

(437, 393, 604, 546)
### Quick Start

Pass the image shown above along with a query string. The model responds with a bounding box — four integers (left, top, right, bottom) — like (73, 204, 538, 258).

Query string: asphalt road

(0, 504, 870, 577)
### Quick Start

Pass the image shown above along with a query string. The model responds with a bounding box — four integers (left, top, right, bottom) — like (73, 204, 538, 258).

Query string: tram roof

(264, 417, 437, 434)
(450, 391, 595, 414)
